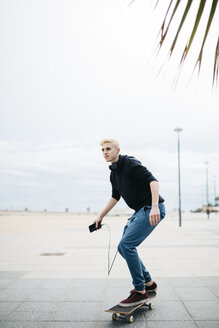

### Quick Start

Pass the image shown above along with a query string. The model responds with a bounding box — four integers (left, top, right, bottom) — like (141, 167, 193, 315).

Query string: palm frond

(159, 0, 180, 48)
(213, 37, 219, 87)
(157, 0, 219, 87)
(195, 0, 218, 71)
(180, 0, 206, 64)
(170, 0, 193, 55)
(127, 0, 136, 8)
(129, 0, 219, 86)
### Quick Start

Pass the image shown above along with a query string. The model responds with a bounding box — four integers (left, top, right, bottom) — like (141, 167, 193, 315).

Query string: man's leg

(118, 204, 165, 292)
(139, 257, 152, 283)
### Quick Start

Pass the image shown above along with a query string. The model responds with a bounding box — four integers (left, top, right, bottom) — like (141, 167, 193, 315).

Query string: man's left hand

(149, 205, 160, 226)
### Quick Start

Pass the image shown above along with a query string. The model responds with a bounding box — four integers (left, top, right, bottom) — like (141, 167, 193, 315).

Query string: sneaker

(119, 291, 149, 307)
(146, 281, 157, 292)
(130, 281, 157, 294)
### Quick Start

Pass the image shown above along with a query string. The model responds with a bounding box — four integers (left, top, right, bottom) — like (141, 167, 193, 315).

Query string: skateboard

(105, 291, 156, 323)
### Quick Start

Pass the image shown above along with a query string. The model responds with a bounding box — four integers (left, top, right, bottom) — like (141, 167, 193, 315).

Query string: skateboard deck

(105, 291, 156, 323)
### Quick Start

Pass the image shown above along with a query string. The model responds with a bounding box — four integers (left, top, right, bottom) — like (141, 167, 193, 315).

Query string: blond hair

(100, 138, 120, 148)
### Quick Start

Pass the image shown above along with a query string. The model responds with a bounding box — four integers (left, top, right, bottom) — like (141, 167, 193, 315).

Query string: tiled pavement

(0, 212, 219, 327)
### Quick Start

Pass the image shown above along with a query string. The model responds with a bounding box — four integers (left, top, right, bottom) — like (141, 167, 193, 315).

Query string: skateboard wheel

(149, 303, 154, 310)
(112, 313, 117, 321)
(127, 315, 134, 323)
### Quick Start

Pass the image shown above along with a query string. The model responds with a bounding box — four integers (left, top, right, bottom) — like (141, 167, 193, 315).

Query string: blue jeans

(118, 203, 166, 291)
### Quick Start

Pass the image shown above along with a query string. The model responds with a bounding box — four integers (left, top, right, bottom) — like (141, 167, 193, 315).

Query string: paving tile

(26, 289, 69, 301)
(8, 279, 43, 289)
(165, 277, 204, 287)
(184, 301, 219, 320)
(0, 289, 33, 301)
(0, 272, 27, 279)
(144, 301, 192, 321)
(0, 302, 21, 320)
(21, 271, 82, 279)
(0, 280, 13, 289)
(102, 287, 130, 307)
(47, 323, 96, 328)
(155, 287, 180, 301)
(15, 302, 61, 312)
(195, 321, 219, 328)
(39, 279, 75, 289)
(66, 286, 104, 302)
(106, 278, 133, 288)
(209, 286, 219, 298)
(175, 287, 218, 301)
(97, 320, 146, 327)
(5, 311, 55, 321)
(0, 322, 46, 328)
(147, 321, 197, 328)
(73, 279, 107, 289)
(53, 302, 101, 321)
(198, 277, 219, 286)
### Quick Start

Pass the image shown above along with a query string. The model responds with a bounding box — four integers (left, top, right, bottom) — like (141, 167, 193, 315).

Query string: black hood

(109, 155, 133, 171)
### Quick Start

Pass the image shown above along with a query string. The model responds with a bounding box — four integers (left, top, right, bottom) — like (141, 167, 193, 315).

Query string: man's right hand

(93, 217, 103, 229)
(93, 197, 118, 229)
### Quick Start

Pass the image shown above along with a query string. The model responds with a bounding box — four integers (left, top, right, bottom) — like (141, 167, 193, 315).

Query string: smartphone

(89, 222, 102, 233)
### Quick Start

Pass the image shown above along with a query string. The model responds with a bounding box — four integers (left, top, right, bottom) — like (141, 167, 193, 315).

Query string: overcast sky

(0, 0, 219, 213)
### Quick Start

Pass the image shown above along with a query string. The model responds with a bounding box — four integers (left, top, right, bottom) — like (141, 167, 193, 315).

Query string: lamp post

(174, 127, 183, 227)
(204, 161, 210, 219)
(213, 175, 216, 215)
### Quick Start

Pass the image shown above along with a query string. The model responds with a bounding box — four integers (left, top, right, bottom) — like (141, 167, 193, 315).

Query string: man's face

(101, 143, 120, 163)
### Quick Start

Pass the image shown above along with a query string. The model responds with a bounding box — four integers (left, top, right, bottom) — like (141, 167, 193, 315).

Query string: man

(94, 138, 165, 307)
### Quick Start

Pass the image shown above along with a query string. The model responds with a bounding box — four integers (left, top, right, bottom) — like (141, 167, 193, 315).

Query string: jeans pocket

(161, 211, 165, 219)
(161, 209, 166, 220)
(159, 204, 166, 220)
(123, 224, 128, 235)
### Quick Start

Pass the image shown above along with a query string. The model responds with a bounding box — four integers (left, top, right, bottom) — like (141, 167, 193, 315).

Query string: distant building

(202, 205, 217, 213)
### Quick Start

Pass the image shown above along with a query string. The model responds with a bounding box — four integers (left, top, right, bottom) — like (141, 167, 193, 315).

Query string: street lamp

(174, 127, 183, 227)
(204, 161, 210, 219)
(213, 175, 216, 215)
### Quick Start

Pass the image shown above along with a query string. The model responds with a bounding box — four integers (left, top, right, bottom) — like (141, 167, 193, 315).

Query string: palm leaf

(127, 0, 136, 8)
(180, 0, 206, 64)
(130, 0, 219, 86)
(195, 0, 219, 70)
(213, 37, 219, 87)
(159, 0, 180, 47)
(158, 0, 219, 87)
(169, 0, 193, 55)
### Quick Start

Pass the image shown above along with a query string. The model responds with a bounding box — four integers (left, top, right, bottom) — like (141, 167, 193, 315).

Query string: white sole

(119, 299, 149, 307)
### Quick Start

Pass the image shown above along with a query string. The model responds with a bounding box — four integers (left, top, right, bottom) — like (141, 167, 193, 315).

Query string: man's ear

(117, 148, 120, 154)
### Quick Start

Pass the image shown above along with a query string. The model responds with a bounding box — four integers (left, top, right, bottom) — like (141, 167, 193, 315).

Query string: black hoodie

(109, 154, 164, 212)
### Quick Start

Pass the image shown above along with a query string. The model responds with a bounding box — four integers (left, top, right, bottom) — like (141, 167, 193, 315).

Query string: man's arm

(149, 181, 160, 226)
(94, 197, 118, 228)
